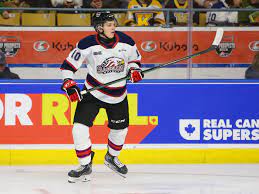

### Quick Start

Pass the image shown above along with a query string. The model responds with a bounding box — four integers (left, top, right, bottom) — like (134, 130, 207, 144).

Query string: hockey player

(60, 11, 144, 183)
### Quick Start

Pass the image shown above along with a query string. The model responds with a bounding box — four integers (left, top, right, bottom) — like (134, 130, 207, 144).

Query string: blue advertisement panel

(0, 80, 259, 144)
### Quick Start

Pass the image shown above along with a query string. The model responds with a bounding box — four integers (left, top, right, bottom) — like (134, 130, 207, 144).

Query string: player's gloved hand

(129, 68, 144, 83)
(62, 79, 82, 102)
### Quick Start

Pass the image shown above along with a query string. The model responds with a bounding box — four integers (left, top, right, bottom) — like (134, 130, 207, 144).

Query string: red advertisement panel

(0, 30, 258, 65)
(0, 93, 158, 144)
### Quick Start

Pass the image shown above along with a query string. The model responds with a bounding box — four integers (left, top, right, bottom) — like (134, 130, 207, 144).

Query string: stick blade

(212, 28, 224, 47)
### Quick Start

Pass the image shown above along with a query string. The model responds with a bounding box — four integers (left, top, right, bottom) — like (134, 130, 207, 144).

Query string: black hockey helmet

(92, 11, 117, 33)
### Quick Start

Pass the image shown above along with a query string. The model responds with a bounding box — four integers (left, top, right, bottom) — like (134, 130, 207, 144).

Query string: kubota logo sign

(141, 41, 157, 52)
(33, 41, 50, 52)
(249, 41, 259, 51)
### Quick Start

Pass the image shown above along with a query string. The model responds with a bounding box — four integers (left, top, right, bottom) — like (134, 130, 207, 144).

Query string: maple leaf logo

(185, 124, 196, 136)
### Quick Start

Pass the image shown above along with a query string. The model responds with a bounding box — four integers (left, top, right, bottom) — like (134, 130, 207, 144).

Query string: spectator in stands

(245, 52, 259, 79)
(194, 0, 218, 8)
(102, 0, 128, 8)
(3, 0, 30, 12)
(0, 52, 20, 79)
(206, 0, 241, 26)
(51, 0, 126, 10)
(158, 0, 164, 7)
(239, 0, 259, 25)
(164, 0, 199, 26)
(26, 0, 52, 10)
(51, 0, 83, 13)
(100, 0, 129, 26)
(0, 0, 10, 19)
(124, 0, 165, 26)
(165, 0, 188, 26)
(82, 0, 103, 8)
(194, 0, 219, 26)
(248, 0, 259, 23)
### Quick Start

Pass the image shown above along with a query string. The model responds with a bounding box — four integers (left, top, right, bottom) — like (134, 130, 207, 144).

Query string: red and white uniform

(61, 31, 141, 104)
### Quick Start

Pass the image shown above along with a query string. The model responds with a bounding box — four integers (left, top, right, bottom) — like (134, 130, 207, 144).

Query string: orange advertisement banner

(0, 93, 158, 144)
(0, 30, 258, 65)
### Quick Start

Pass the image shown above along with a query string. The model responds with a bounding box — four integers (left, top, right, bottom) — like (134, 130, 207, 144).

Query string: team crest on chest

(97, 57, 125, 74)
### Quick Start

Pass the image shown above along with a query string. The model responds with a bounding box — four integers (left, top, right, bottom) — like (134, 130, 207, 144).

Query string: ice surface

(0, 164, 259, 194)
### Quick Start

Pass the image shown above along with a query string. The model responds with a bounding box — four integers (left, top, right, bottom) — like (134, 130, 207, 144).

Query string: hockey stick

(81, 28, 224, 95)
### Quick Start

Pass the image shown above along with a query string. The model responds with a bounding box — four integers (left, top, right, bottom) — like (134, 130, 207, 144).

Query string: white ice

(0, 164, 259, 194)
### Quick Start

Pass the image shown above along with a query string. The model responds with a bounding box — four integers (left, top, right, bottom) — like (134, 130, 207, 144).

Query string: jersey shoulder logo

(93, 51, 102, 55)
(97, 57, 125, 74)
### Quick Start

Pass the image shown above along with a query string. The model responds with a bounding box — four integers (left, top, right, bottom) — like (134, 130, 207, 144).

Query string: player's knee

(72, 122, 90, 139)
(109, 128, 128, 141)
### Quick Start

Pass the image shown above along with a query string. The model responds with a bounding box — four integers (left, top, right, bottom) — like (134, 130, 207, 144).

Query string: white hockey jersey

(206, 0, 238, 26)
(60, 31, 141, 104)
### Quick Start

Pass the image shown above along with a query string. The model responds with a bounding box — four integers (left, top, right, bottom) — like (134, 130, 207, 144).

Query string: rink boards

(0, 80, 259, 165)
(1, 27, 259, 80)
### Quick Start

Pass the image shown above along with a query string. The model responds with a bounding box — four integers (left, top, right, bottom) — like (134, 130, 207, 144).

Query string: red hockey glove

(62, 79, 82, 102)
(129, 68, 144, 83)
